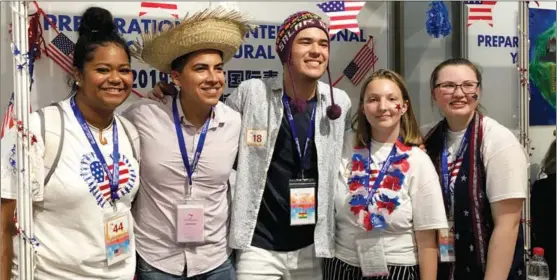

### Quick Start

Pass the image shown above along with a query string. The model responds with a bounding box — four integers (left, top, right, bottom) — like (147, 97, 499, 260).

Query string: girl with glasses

(423, 58, 528, 280)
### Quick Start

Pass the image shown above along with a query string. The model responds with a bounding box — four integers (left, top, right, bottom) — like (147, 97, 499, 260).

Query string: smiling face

(362, 78, 408, 133)
(171, 49, 225, 107)
(432, 65, 480, 119)
(76, 43, 133, 110)
(288, 27, 329, 80)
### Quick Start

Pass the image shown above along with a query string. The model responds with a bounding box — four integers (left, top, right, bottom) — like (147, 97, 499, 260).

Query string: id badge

(356, 237, 389, 277)
(289, 178, 316, 226)
(104, 212, 132, 266)
(176, 200, 205, 243)
(438, 220, 456, 262)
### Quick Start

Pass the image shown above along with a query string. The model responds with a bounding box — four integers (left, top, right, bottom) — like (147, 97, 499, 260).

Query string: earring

(75, 81, 80, 86)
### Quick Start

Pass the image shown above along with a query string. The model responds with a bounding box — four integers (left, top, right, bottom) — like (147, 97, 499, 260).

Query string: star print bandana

(424, 113, 526, 280)
(347, 139, 411, 231)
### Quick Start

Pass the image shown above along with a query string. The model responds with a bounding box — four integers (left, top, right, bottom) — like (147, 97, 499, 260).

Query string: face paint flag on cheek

(395, 104, 402, 112)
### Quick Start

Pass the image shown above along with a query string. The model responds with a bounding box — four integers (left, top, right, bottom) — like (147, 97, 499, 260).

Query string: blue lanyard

(366, 141, 398, 205)
(282, 95, 316, 173)
(440, 128, 470, 211)
(172, 95, 211, 186)
(70, 97, 120, 204)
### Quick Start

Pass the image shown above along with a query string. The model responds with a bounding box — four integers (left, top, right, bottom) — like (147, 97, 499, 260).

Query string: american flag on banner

(465, 1, 497, 27)
(317, 1, 366, 36)
(46, 32, 75, 74)
(139, 2, 179, 19)
(0, 93, 15, 139)
(343, 37, 377, 86)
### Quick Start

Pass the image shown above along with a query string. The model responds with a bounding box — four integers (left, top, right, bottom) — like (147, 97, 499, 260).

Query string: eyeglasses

(435, 81, 480, 95)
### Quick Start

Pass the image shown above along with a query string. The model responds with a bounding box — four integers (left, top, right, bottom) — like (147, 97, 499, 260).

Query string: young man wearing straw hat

(150, 10, 352, 280)
(121, 7, 252, 280)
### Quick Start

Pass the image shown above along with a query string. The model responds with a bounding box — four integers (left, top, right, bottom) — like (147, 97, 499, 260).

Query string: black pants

(323, 257, 420, 280)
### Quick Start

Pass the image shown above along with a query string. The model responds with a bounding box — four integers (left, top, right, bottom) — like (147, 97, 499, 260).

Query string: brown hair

(351, 69, 423, 147)
(429, 57, 486, 113)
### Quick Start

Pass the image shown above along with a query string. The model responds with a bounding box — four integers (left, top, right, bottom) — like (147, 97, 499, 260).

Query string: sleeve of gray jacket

(225, 82, 246, 115)
(344, 101, 352, 132)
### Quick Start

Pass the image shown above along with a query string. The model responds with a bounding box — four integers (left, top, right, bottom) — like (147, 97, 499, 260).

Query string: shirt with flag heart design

(0, 98, 139, 280)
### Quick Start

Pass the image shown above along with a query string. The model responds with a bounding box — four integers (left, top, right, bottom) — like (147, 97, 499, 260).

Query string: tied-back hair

(66, 6, 130, 89)
(351, 69, 423, 148)
(541, 139, 556, 175)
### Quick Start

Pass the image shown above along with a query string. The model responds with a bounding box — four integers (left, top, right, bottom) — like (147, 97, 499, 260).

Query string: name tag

(246, 129, 267, 146)
(176, 201, 205, 243)
(438, 220, 456, 262)
(104, 212, 132, 266)
(289, 179, 316, 226)
(356, 237, 389, 277)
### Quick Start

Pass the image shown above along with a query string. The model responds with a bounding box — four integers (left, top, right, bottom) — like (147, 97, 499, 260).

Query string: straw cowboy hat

(130, 6, 254, 73)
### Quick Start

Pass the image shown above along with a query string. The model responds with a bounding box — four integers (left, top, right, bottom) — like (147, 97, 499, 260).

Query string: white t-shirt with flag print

(420, 116, 529, 218)
(0, 98, 140, 280)
(445, 129, 466, 217)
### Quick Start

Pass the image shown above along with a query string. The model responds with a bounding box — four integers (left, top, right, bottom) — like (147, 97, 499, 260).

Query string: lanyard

(172, 95, 211, 186)
(282, 95, 316, 174)
(70, 97, 120, 206)
(365, 141, 398, 205)
(440, 127, 470, 211)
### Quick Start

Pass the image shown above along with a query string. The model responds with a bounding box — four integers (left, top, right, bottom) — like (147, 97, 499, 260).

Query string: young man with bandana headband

(150, 11, 352, 279)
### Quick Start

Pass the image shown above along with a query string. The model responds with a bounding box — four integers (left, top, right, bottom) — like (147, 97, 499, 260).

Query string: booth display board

(0, 1, 393, 115)
(465, 1, 555, 180)
(529, 7, 555, 126)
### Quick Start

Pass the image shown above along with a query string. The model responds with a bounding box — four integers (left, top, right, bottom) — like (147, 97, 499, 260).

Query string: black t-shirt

(251, 97, 319, 252)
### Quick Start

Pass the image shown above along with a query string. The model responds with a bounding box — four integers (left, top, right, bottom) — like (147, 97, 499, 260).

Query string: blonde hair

(351, 69, 423, 147)
(541, 139, 556, 175)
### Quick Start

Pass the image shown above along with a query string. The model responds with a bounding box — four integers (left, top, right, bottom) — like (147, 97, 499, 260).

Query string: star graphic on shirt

(478, 192, 483, 199)
(463, 210, 469, 216)
(460, 174, 467, 182)
(518, 269, 522, 276)
(466, 266, 470, 272)
(455, 233, 460, 240)
(469, 244, 474, 251)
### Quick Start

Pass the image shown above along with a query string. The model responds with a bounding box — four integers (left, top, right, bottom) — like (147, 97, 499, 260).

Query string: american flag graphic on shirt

(81, 153, 137, 208)
(446, 148, 465, 216)
(448, 157, 464, 187)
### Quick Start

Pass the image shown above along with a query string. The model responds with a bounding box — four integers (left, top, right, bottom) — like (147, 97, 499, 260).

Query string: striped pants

(323, 257, 420, 280)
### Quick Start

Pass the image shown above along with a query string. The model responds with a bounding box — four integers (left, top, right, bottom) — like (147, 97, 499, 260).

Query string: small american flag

(139, 2, 179, 19)
(343, 37, 377, 86)
(317, 1, 366, 36)
(91, 161, 130, 200)
(46, 33, 75, 74)
(0, 93, 15, 139)
(465, 1, 497, 27)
